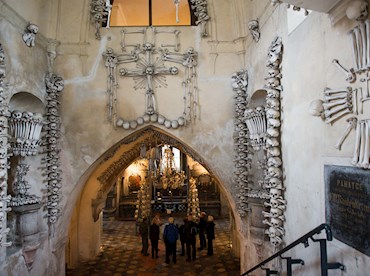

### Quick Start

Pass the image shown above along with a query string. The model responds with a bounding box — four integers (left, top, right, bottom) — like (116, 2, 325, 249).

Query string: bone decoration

(248, 20, 260, 42)
(90, 0, 111, 40)
(0, 43, 12, 247)
(44, 73, 64, 224)
(352, 119, 370, 169)
(22, 23, 38, 47)
(8, 111, 44, 156)
(262, 36, 286, 248)
(231, 69, 251, 217)
(190, 0, 210, 37)
(9, 162, 41, 207)
(346, 0, 368, 21)
(104, 28, 198, 130)
(349, 19, 370, 72)
(244, 107, 267, 150)
(322, 87, 353, 124)
(335, 117, 358, 150)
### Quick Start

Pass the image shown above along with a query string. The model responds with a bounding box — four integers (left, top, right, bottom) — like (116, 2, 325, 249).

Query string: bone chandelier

(147, 145, 186, 190)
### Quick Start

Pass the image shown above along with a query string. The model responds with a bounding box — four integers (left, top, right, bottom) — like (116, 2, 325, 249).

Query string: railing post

(281, 256, 304, 276)
(261, 267, 279, 275)
(315, 238, 345, 276)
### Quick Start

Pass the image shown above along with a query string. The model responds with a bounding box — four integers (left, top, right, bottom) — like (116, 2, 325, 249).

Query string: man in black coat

(184, 214, 198, 261)
(198, 212, 207, 250)
(139, 216, 149, 256)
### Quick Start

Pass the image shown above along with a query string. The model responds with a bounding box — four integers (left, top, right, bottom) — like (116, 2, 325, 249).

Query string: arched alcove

(8, 91, 45, 113)
(65, 126, 240, 268)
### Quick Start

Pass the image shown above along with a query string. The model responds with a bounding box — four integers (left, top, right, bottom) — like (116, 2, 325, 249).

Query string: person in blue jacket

(163, 217, 179, 264)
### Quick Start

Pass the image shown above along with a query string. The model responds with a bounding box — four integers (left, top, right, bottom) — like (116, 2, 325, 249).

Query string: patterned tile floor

(67, 216, 240, 276)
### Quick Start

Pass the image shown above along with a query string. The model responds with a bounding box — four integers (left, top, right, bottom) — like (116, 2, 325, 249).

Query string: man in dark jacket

(206, 215, 215, 256)
(150, 218, 160, 258)
(184, 214, 198, 261)
(139, 216, 149, 256)
(163, 217, 179, 264)
(178, 217, 187, 256)
(198, 212, 207, 250)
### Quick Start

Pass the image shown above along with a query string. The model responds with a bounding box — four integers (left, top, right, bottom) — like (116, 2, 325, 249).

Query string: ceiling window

(110, 0, 193, 27)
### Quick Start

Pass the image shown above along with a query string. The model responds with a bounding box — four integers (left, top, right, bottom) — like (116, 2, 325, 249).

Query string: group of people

(139, 212, 215, 265)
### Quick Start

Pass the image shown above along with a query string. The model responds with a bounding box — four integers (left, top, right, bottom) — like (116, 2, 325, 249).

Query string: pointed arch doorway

(65, 126, 239, 269)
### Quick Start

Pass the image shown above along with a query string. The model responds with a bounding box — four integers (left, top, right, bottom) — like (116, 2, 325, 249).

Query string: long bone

(353, 88, 358, 115)
(324, 103, 352, 118)
(360, 22, 367, 69)
(332, 59, 356, 83)
(325, 108, 352, 124)
(351, 30, 359, 71)
(335, 117, 357, 150)
(366, 20, 370, 68)
(322, 98, 348, 109)
(323, 87, 351, 95)
(360, 120, 369, 168)
(324, 93, 351, 102)
(358, 121, 366, 167)
(354, 27, 363, 70)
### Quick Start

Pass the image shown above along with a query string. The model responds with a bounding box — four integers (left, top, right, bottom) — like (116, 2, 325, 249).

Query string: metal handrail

(241, 223, 344, 276)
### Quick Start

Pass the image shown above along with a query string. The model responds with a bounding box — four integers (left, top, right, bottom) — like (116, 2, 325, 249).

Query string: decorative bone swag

(44, 73, 64, 224)
(0, 43, 11, 247)
(103, 28, 199, 130)
(262, 37, 286, 248)
(231, 69, 251, 217)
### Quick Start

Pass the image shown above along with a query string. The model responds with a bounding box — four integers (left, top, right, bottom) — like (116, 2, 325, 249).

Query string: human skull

(266, 109, 280, 119)
(145, 66, 154, 75)
(270, 236, 282, 247)
(267, 89, 280, 98)
(266, 98, 280, 110)
(0, 148, 6, 159)
(268, 118, 281, 128)
(270, 188, 282, 199)
(143, 43, 153, 51)
(308, 99, 324, 117)
(49, 215, 57, 223)
(12, 110, 22, 119)
(346, 0, 368, 21)
(268, 167, 282, 178)
(48, 137, 57, 144)
(271, 218, 282, 228)
(169, 67, 178, 75)
(268, 177, 282, 188)
(268, 147, 281, 157)
(187, 47, 195, 55)
(50, 208, 59, 216)
(267, 157, 282, 168)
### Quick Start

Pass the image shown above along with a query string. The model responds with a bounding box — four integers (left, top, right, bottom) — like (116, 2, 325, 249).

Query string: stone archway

(66, 126, 239, 268)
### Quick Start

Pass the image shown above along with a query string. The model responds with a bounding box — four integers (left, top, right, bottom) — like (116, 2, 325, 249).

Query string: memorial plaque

(325, 165, 370, 256)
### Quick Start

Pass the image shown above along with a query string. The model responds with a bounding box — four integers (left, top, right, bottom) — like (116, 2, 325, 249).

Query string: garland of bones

(232, 37, 285, 248)
(103, 28, 199, 129)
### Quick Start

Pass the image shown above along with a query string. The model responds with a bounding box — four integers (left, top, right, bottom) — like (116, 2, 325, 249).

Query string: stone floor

(67, 216, 240, 276)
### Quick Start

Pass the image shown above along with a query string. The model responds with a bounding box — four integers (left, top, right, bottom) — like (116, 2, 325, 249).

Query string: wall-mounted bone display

(322, 87, 353, 124)
(104, 28, 198, 130)
(190, 0, 210, 37)
(8, 111, 44, 156)
(231, 69, 250, 217)
(349, 19, 370, 72)
(352, 119, 370, 169)
(90, 0, 112, 40)
(244, 107, 267, 150)
(262, 36, 286, 248)
(248, 20, 260, 43)
(43, 73, 64, 224)
(22, 23, 38, 47)
(0, 43, 11, 247)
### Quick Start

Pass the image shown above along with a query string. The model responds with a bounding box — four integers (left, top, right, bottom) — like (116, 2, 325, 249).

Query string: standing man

(184, 214, 198, 261)
(198, 212, 207, 250)
(163, 217, 179, 264)
(206, 215, 215, 256)
(139, 215, 149, 256)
